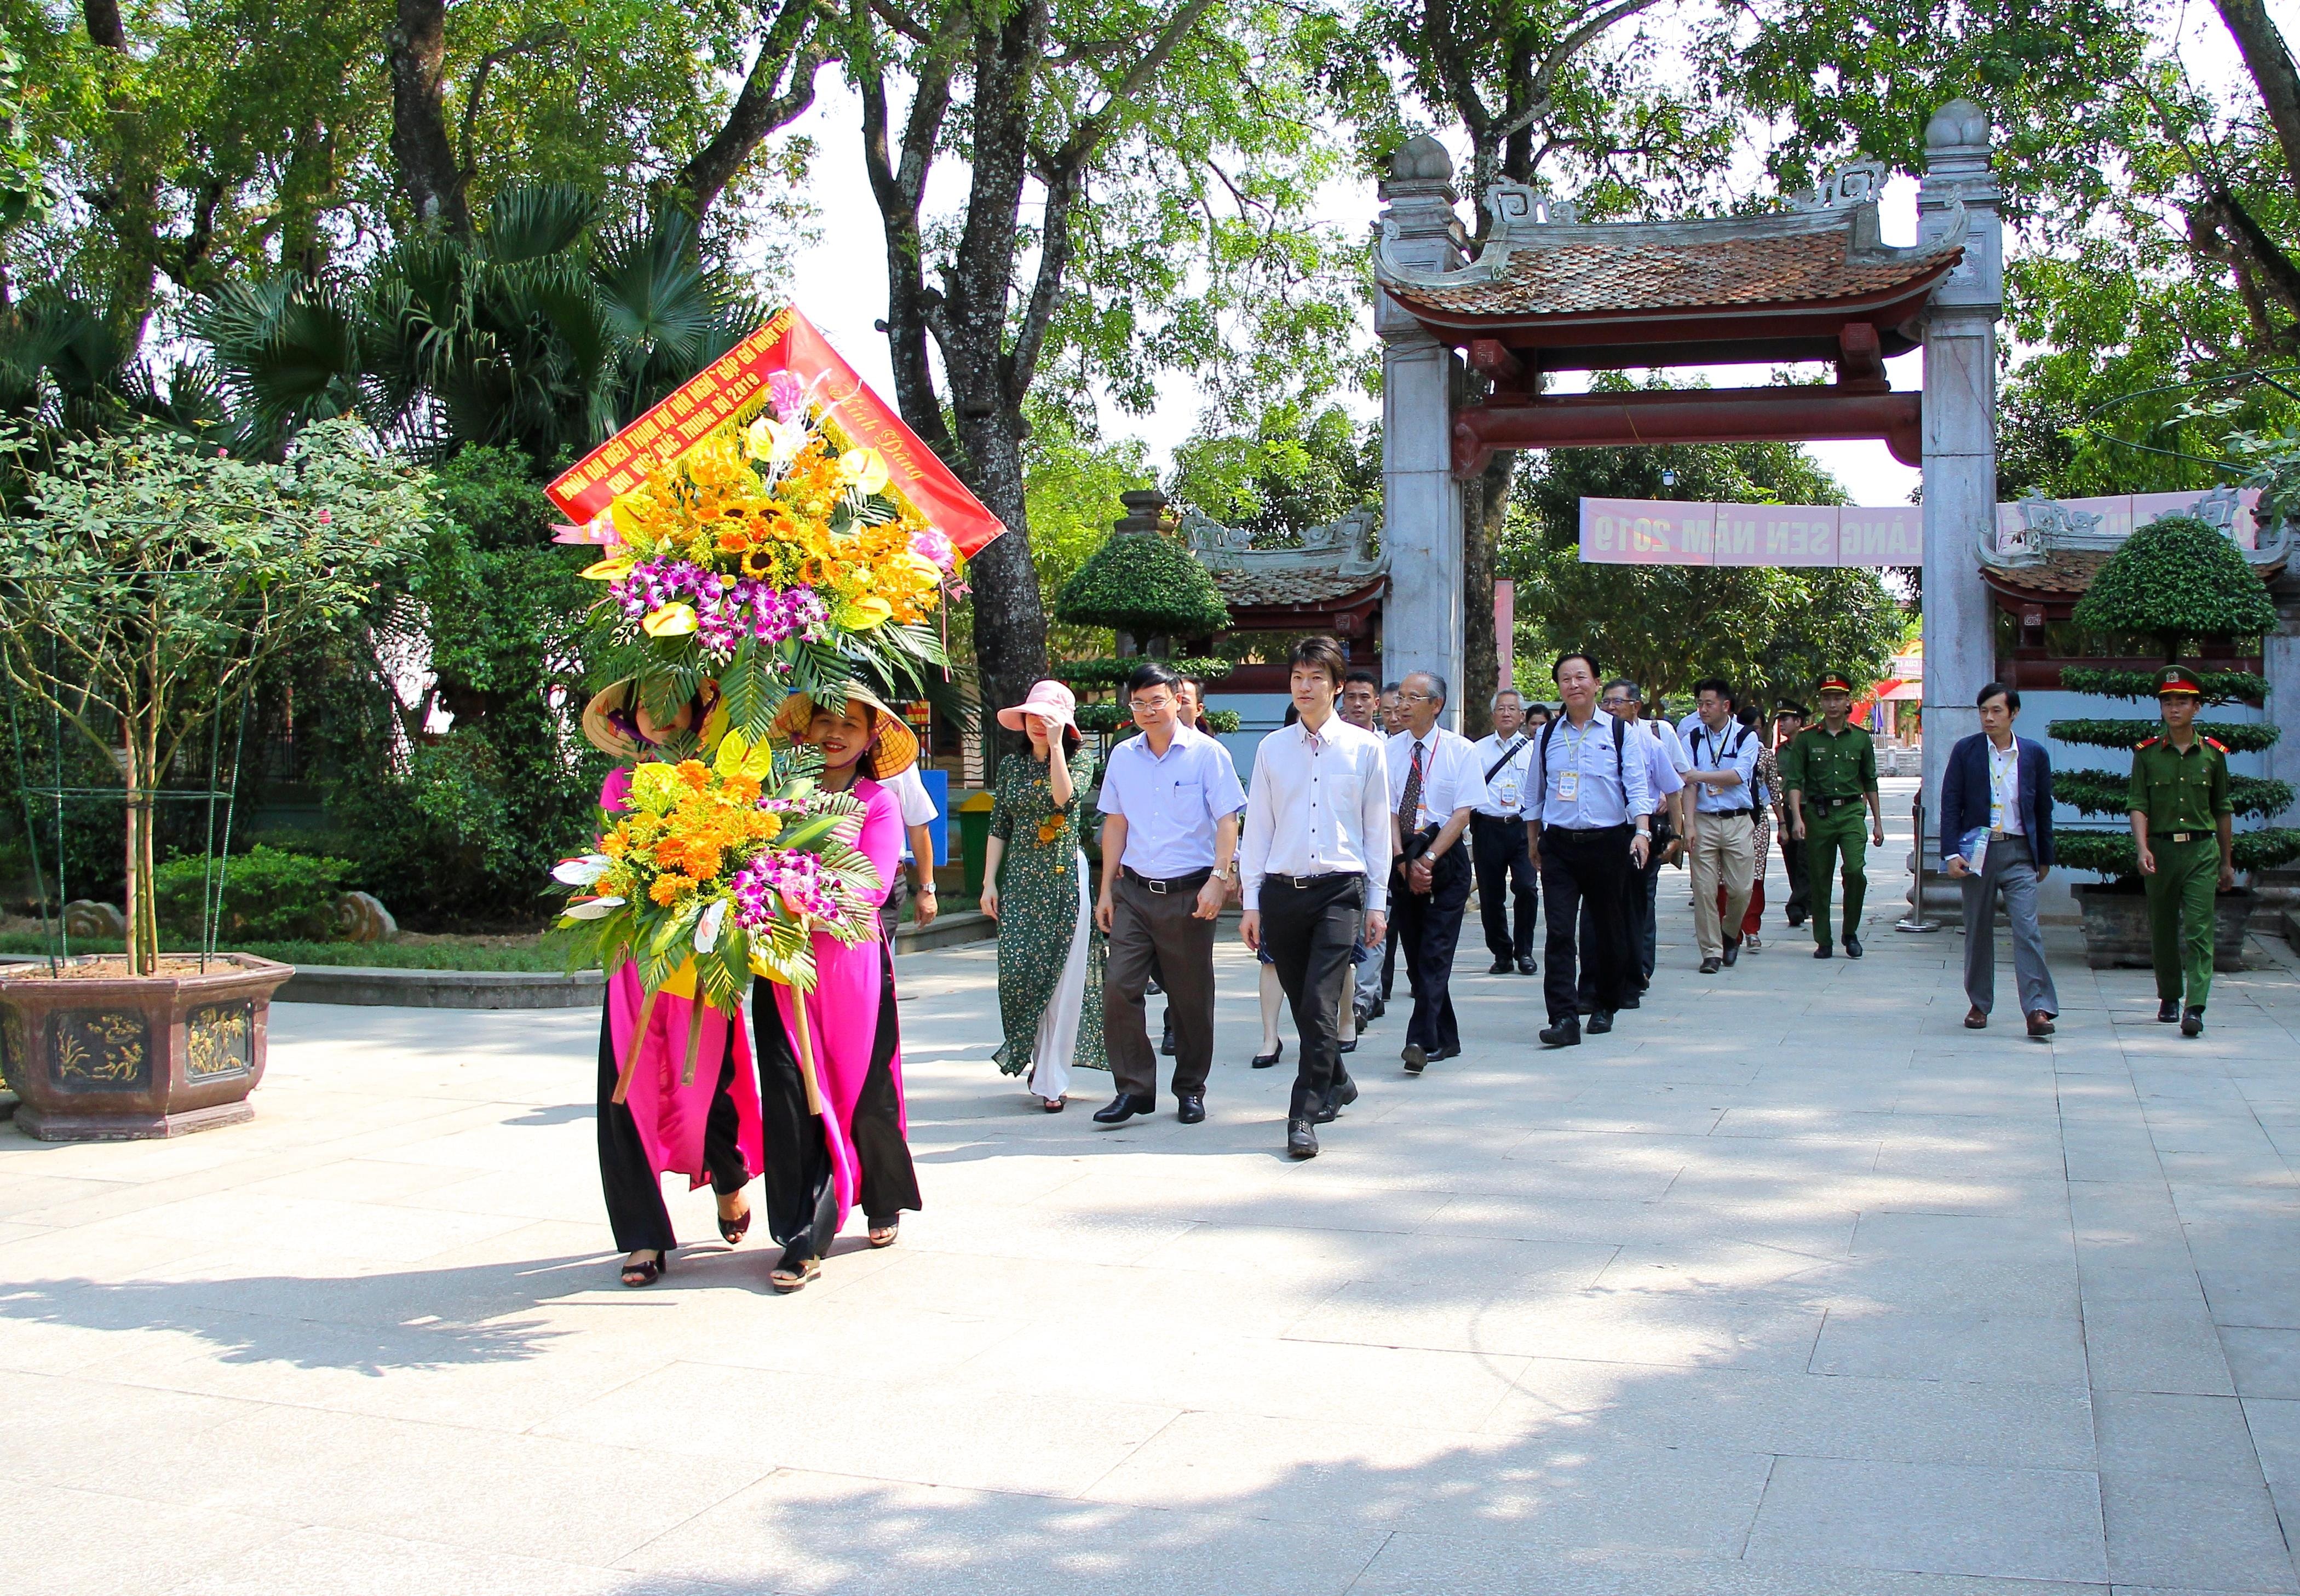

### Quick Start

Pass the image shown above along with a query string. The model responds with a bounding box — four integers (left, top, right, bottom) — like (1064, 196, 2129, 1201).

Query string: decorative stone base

(2076, 884, 2251, 971)
(14, 1096, 254, 1141)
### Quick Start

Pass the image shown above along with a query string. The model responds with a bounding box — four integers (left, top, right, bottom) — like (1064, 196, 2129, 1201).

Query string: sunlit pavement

(9, 780, 2300, 1594)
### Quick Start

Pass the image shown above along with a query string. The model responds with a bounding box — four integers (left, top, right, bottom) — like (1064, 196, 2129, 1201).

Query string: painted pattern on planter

(0, 1002, 22, 1090)
(51, 1009, 150, 1090)
(185, 1002, 253, 1080)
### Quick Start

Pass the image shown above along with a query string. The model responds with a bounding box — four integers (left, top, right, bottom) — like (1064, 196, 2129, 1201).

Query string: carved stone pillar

(1917, 100, 2004, 870)
(1377, 135, 1468, 728)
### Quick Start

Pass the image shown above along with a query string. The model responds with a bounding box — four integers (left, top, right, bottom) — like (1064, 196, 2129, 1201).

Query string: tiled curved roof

(1378, 205, 1964, 322)
(1210, 567, 1387, 609)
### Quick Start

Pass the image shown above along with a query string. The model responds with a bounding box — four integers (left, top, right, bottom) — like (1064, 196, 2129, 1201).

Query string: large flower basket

(0, 954, 292, 1140)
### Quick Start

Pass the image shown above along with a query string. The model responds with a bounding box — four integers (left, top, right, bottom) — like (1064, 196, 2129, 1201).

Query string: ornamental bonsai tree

(2049, 513, 2300, 881)
(0, 420, 428, 974)
(1053, 491, 1237, 737)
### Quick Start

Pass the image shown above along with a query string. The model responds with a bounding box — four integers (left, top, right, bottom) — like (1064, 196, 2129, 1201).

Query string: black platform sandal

(867, 1215, 900, 1248)
(620, 1249, 668, 1288)
(769, 1244, 821, 1292)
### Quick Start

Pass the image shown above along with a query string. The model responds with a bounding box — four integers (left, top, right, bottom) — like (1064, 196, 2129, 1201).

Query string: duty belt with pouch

(1123, 865, 1214, 895)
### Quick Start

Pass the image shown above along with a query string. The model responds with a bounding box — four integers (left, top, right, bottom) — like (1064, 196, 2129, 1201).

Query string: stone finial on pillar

(1377, 135, 1469, 726)
(1916, 99, 2004, 885)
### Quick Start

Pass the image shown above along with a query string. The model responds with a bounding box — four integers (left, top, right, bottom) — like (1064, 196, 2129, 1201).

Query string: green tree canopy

(2070, 512, 2279, 657)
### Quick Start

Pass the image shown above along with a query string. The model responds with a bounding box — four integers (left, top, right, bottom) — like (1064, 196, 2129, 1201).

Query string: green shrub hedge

(151, 845, 355, 941)
(2055, 827, 2300, 880)
(2047, 718, 2281, 753)
(2055, 770, 2295, 821)
(2056, 667, 2267, 704)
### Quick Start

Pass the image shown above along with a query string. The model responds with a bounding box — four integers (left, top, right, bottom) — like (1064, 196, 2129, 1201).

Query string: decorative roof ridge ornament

(1179, 505, 1387, 580)
(1978, 485, 2293, 569)
(1791, 160, 1889, 213)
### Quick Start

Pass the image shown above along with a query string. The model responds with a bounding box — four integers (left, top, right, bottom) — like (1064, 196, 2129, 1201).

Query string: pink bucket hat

(997, 679, 1077, 733)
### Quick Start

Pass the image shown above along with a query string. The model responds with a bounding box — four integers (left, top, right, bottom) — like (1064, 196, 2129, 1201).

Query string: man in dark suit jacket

(1940, 681, 2059, 1037)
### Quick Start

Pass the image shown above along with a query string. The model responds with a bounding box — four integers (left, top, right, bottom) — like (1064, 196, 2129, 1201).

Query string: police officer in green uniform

(2127, 665, 2235, 1037)
(1783, 673, 1885, 959)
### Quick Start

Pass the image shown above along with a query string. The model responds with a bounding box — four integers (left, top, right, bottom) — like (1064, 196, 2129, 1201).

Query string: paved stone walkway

(9, 788, 2300, 1594)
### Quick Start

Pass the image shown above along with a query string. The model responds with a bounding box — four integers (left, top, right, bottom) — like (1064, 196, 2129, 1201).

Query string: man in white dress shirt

(1470, 689, 1540, 977)
(1680, 677, 1764, 973)
(1094, 661, 1247, 1126)
(1241, 637, 1393, 1159)
(1583, 681, 1685, 1010)
(1523, 653, 1653, 1046)
(1387, 671, 1486, 1074)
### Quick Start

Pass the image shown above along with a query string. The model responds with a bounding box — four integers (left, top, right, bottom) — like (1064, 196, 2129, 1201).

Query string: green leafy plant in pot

(2047, 513, 2297, 967)
(0, 420, 427, 1137)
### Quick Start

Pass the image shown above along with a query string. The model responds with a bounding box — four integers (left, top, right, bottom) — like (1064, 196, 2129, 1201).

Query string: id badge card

(1557, 769, 1580, 801)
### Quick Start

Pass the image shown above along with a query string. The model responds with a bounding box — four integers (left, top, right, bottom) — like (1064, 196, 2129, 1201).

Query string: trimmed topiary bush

(1054, 534, 1231, 639)
(2070, 514, 2278, 657)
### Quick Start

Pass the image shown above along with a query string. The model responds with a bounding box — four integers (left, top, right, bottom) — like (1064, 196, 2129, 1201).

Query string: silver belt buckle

(1145, 876, 1168, 894)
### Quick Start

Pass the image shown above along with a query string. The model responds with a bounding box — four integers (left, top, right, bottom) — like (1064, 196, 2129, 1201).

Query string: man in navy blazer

(1940, 681, 2060, 1036)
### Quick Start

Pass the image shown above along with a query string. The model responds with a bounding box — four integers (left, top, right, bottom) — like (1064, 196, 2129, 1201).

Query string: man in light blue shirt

(1520, 652, 1652, 1047)
(1094, 661, 1246, 1126)
(1681, 677, 1763, 973)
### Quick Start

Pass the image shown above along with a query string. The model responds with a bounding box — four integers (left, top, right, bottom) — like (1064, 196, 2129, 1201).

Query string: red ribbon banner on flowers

(544, 305, 1006, 557)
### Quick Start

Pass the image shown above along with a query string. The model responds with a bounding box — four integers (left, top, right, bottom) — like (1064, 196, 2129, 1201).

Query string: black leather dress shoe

(1159, 1022, 1176, 1057)
(1251, 1040, 1284, 1068)
(1813, 944, 1833, 959)
(2182, 1006, 2205, 1037)
(1722, 938, 1741, 967)
(1618, 994, 1640, 1010)
(1488, 958, 1514, 975)
(1843, 934, 1864, 959)
(1587, 1010, 1614, 1035)
(1091, 1092, 1157, 1125)
(1287, 1117, 1319, 1158)
(1431, 1044, 1461, 1062)
(1315, 1078, 1360, 1124)
(2157, 999, 2181, 1023)
(1517, 957, 1537, 975)
(1539, 1018, 1581, 1047)
(1699, 957, 1722, 975)
(1177, 1094, 1206, 1124)
(1401, 1042, 1427, 1075)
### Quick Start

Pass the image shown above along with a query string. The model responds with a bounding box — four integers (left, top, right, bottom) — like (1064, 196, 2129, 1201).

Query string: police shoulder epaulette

(2205, 736, 2228, 754)
(2136, 736, 2161, 750)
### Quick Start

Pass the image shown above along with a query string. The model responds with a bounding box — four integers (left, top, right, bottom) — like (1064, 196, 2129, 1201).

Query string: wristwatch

(1214, 862, 1238, 883)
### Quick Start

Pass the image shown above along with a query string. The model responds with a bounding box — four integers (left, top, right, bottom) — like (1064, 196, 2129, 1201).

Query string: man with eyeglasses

(1582, 679, 1684, 1008)
(1526, 654, 1653, 1046)
(1387, 671, 1486, 1074)
(1680, 677, 1763, 975)
(1469, 688, 1540, 976)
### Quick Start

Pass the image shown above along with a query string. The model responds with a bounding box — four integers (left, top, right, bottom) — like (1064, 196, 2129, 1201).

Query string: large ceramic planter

(2075, 883, 2252, 972)
(0, 953, 292, 1140)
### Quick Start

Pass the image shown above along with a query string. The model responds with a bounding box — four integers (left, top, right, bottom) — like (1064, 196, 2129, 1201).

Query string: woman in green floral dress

(980, 682, 1106, 1109)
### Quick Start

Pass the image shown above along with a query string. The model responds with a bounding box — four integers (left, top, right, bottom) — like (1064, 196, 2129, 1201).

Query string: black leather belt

(1123, 865, 1213, 895)
(1268, 871, 1349, 890)
(2166, 831, 2208, 844)
(1703, 808, 1756, 819)
(1809, 796, 1862, 811)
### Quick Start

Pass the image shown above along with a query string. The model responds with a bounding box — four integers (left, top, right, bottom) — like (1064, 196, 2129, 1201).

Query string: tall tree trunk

(387, 0, 472, 237)
(1462, 450, 1511, 736)
(2215, 0, 2300, 199)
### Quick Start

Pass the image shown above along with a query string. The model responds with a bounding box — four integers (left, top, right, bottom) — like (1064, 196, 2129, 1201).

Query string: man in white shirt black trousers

(1470, 689, 1540, 975)
(1241, 637, 1393, 1159)
(1523, 652, 1653, 1046)
(1387, 671, 1487, 1074)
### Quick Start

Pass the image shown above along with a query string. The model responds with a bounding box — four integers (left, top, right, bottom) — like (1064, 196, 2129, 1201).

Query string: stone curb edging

(0, 910, 1001, 1015)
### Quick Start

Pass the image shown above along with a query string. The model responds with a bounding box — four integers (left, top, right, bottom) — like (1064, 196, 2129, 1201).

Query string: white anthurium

(694, 897, 728, 953)
(837, 447, 892, 495)
(553, 855, 612, 885)
(746, 415, 809, 466)
(562, 896, 625, 919)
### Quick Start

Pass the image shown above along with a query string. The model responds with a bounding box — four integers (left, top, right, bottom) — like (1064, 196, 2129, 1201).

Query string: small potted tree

(1054, 489, 1238, 744)
(0, 420, 426, 1138)
(2048, 514, 2300, 967)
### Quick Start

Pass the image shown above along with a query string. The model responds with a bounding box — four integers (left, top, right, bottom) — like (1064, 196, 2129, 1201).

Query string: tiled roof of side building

(1209, 567, 1388, 609)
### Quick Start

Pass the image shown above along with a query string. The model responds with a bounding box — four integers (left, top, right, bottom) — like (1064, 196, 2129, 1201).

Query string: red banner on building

(545, 306, 1005, 557)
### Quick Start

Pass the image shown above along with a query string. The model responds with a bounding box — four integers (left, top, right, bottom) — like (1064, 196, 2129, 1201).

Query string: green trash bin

(957, 791, 996, 901)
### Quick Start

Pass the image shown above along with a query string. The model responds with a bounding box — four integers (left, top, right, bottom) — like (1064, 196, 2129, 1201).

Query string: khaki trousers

(1690, 811, 1756, 959)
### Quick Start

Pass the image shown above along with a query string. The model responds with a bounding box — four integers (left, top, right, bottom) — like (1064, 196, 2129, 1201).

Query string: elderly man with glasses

(1387, 671, 1486, 1074)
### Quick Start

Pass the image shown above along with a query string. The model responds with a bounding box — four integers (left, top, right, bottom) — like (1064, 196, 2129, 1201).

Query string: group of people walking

(590, 648, 2242, 1283)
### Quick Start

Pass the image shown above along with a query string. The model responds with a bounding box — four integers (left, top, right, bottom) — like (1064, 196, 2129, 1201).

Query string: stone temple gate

(1371, 98, 2004, 815)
